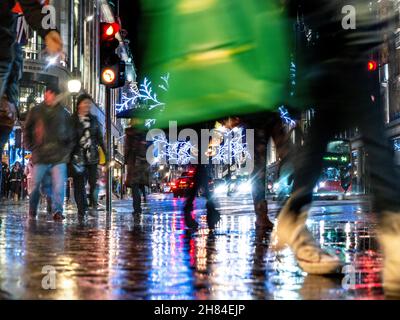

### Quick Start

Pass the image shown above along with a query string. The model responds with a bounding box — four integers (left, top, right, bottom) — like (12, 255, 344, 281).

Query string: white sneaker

(378, 212, 400, 297)
(272, 198, 343, 275)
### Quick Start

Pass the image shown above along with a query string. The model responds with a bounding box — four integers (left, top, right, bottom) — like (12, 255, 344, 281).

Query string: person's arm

(23, 108, 35, 151)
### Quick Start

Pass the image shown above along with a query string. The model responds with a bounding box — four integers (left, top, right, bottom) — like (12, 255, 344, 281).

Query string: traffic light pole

(105, 87, 112, 215)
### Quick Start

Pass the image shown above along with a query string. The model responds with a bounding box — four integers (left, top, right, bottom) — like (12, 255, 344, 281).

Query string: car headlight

(238, 182, 252, 193)
(215, 184, 228, 194)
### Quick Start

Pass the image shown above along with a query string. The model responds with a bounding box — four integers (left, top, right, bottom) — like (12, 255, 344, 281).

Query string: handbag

(98, 146, 106, 165)
(138, 0, 291, 128)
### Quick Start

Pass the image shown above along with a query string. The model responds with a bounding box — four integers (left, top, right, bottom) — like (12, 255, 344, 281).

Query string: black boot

(28, 209, 37, 218)
(206, 200, 221, 229)
(183, 203, 199, 229)
(46, 197, 52, 215)
(254, 200, 274, 230)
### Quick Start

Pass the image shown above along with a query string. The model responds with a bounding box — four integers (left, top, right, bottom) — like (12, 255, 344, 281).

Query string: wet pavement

(0, 193, 384, 300)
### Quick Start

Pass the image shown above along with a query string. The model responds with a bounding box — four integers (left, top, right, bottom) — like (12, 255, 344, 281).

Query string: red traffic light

(101, 22, 120, 40)
(367, 60, 377, 72)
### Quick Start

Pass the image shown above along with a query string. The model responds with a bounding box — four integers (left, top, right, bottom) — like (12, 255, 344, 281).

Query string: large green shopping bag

(137, 0, 292, 128)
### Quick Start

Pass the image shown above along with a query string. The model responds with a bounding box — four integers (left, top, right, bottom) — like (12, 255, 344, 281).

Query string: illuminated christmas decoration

(152, 136, 197, 165)
(145, 119, 156, 128)
(279, 106, 296, 128)
(394, 138, 400, 152)
(115, 82, 140, 114)
(158, 73, 170, 92)
(212, 127, 251, 165)
(116, 74, 170, 124)
(140, 77, 165, 110)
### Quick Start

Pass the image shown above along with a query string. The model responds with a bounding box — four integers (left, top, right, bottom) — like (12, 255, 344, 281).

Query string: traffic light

(365, 58, 380, 105)
(100, 22, 126, 88)
(367, 60, 378, 72)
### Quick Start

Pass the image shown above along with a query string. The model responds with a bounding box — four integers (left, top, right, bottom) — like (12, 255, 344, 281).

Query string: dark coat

(24, 103, 74, 165)
(0, 0, 51, 60)
(70, 113, 106, 166)
(8, 167, 23, 193)
(124, 127, 149, 186)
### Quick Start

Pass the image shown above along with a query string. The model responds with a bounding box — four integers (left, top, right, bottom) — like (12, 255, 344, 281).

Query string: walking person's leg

(0, 55, 14, 194)
(183, 164, 202, 229)
(87, 164, 99, 209)
(50, 163, 67, 220)
(356, 96, 400, 295)
(273, 108, 343, 274)
(140, 184, 146, 202)
(201, 164, 221, 229)
(251, 124, 273, 229)
(131, 183, 142, 215)
(73, 171, 88, 216)
(29, 164, 50, 217)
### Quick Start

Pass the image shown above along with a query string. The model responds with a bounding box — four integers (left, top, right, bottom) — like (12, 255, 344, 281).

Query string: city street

(0, 194, 383, 300)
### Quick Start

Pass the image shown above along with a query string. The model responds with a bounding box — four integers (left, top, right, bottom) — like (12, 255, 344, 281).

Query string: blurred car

(212, 179, 229, 196)
(161, 182, 172, 193)
(171, 171, 195, 198)
(227, 176, 252, 196)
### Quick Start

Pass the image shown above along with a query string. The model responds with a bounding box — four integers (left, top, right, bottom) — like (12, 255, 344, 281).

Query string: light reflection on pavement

(0, 194, 384, 300)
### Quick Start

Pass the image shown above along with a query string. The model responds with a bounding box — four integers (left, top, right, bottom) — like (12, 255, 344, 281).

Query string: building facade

(266, 0, 400, 195)
(2, 0, 134, 183)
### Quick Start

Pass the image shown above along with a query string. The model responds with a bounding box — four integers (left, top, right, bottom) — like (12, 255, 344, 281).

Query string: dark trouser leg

(132, 183, 142, 214)
(5, 44, 23, 107)
(288, 110, 336, 215)
(251, 126, 267, 205)
(140, 184, 146, 202)
(73, 172, 88, 214)
(0, 127, 11, 196)
(184, 164, 202, 211)
(357, 100, 400, 216)
(87, 164, 99, 208)
(0, 53, 13, 195)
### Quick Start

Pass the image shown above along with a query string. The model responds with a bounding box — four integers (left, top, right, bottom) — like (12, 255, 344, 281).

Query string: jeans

(73, 164, 99, 214)
(0, 43, 22, 106)
(29, 163, 67, 215)
(289, 67, 400, 217)
(0, 44, 23, 195)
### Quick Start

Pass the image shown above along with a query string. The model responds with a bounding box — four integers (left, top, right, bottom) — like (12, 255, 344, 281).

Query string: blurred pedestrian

(1, 0, 63, 200)
(124, 118, 149, 215)
(9, 161, 23, 201)
(24, 156, 34, 196)
(24, 84, 74, 220)
(1, 162, 10, 200)
(70, 93, 106, 216)
(274, 0, 400, 296)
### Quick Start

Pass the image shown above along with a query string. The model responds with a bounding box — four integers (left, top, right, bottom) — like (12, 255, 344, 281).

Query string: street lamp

(68, 78, 81, 113)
